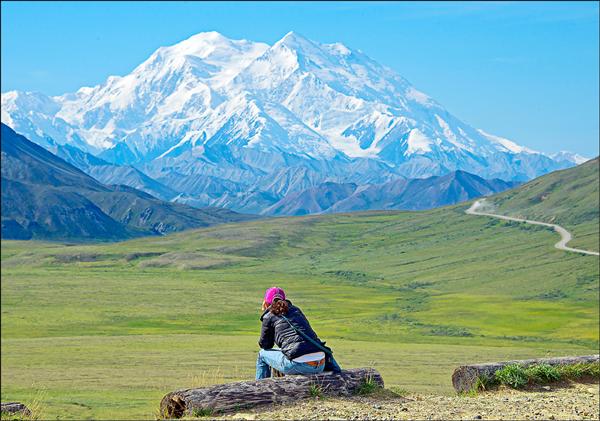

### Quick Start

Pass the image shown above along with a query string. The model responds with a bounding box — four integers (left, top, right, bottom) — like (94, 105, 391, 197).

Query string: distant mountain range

(1, 124, 254, 241)
(44, 131, 521, 215)
(260, 171, 519, 216)
(0, 31, 587, 218)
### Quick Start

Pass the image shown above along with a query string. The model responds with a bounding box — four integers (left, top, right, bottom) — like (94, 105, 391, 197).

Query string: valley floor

(1, 203, 597, 419)
(222, 381, 600, 420)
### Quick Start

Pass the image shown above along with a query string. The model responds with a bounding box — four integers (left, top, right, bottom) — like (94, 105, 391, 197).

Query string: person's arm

(258, 315, 275, 349)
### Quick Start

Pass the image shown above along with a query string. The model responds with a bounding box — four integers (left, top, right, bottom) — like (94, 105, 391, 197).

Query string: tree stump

(1, 402, 31, 417)
(452, 354, 599, 393)
(160, 368, 383, 418)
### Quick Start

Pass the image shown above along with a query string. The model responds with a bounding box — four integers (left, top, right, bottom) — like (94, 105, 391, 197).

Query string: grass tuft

(495, 364, 529, 389)
(527, 363, 561, 383)
(308, 383, 323, 399)
(560, 362, 600, 379)
(492, 361, 600, 390)
(191, 407, 214, 417)
(356, 370, 381, 396)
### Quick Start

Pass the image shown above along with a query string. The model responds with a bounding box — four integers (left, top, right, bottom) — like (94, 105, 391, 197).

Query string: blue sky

(1, 1, 598, 156)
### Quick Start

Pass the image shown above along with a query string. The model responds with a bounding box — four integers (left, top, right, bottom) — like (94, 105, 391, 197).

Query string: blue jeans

(255, 349, 326, 380)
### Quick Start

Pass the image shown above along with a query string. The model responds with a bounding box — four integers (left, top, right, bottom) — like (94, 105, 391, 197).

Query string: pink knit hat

(264, 287, 286, 305)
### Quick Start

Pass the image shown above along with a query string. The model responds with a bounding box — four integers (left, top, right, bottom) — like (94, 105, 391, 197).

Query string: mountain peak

(274, 31, 316, 50)
(149, 31, 265, 65)
(191, 30, 227, 39)
(182, 31, 234, 44)
(280, 30, 305, 41)
(165, 31, 235, 56)
(550, 151, 589, 165)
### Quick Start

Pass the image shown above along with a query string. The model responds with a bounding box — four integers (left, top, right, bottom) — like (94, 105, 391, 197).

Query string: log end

(159, 393, 188, 419)
(1, 402, 32, 417)
(451, 366, 483, 394)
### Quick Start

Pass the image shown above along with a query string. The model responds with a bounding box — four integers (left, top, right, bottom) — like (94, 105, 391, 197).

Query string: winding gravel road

(466, 199, 599, 256)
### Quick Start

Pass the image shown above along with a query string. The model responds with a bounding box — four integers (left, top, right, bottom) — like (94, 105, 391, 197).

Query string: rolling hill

(0, 123, 254, 240)
(489, 157, 599, 251)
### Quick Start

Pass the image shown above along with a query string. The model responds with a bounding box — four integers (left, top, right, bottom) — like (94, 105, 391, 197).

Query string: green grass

(1, 200, 598, 419)
(191, 407, 214, 418)
(485, 361, 600, 390)
(355, 371, 381, 395)
(308, 383, 324, 399)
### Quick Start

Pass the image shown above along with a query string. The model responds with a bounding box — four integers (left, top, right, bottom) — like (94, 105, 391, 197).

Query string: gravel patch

(219, 381, 599, 420)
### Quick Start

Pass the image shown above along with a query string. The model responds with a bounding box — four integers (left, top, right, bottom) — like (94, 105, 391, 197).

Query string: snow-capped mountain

(1, 31, 587, 212)
(549, 151, 589, 165)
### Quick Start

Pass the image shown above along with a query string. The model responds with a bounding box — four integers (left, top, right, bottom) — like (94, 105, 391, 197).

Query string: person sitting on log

(256, 286, 342, 380)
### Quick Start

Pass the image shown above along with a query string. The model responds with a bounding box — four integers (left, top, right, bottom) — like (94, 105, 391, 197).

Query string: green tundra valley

(1, 159, 598, 419)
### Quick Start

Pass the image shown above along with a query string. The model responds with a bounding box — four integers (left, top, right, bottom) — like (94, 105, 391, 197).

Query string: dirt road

(466, 199, 599, 256)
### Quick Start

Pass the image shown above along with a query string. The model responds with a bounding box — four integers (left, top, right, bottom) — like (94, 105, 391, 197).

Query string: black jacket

(258, 300, 324, 360)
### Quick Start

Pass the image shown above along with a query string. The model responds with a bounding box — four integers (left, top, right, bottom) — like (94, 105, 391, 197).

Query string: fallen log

(452, 354, 599, 393)
(160, 368, 383, 418)
(1, 402, 31, 416)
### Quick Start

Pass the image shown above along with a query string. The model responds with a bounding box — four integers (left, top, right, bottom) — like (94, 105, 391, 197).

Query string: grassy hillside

(491, 158, 599, 251)
(1, 200, 598, 419)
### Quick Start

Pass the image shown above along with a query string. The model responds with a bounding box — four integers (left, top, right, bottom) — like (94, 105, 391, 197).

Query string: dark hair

(270, 298, 289, 316)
